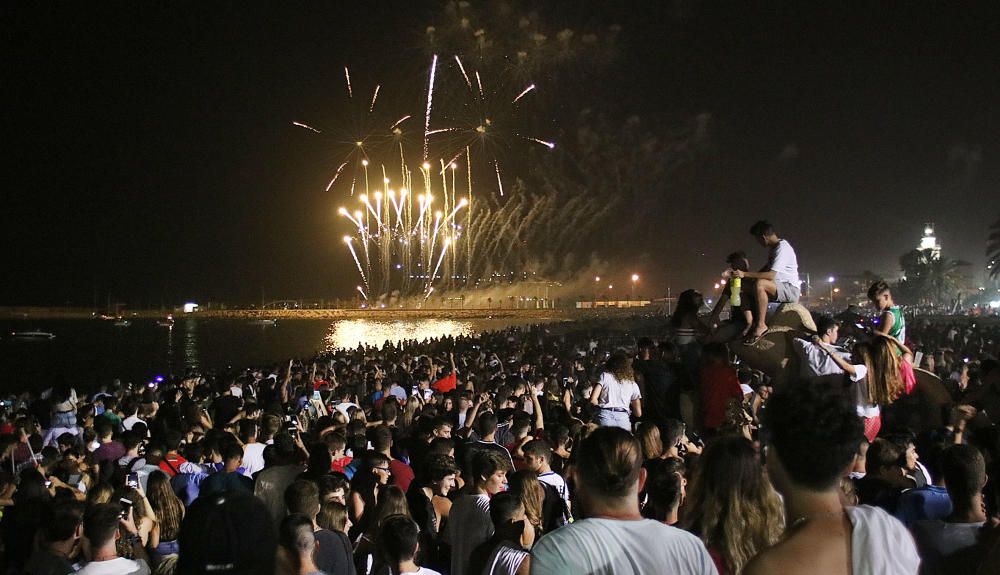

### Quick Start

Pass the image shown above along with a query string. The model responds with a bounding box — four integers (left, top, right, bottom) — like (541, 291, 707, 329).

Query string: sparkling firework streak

(512, 84, 536, 103)
(292, 121, 322, 133)
(356, 286, 368, 300)
(521, 136, 556, 149)
(423, 54, 438, 161)
(454, 55, 472, 89)
(344, 237, 368, 292)
(369, 85, 380, 113)
(390, 115, 411, 131)
(344, 67, 353, 98)
(326, 162, 348, 191)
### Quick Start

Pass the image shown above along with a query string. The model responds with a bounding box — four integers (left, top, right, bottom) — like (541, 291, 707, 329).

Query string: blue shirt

(895, 485, 951, 527)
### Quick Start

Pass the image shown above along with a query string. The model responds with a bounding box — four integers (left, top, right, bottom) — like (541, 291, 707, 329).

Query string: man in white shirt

(531, 427, 717, 575)
(732, 220, 803, 344)
(522, 439, 572, 528)
(792, 316, 850, 378)
(745, 383, 920, 575)
(239, 420, 266, 478)
(77, 503, 151, 575)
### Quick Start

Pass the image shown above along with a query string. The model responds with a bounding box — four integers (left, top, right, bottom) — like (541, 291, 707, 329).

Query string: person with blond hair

(682, 436, 784, 575)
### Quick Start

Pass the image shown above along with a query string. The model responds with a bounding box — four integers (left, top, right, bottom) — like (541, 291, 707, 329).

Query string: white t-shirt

(485, 544, 528, 575)
(76, 557, 151, 575)
(530, 518, 717, 575)
(446, 494, 493, 575)
(792, 339, 847, 378)
(401, 569, 442, 575)
(844, 505, 920, 575)
(122, 415, 145, 431)
(597, 372, 641, 410)
(849, 364, 881, 418)
(769, 239, 802, 287)
(242, 442, 266, 477)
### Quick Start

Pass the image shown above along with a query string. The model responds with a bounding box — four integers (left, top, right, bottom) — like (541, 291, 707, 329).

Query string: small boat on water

(113, 318, 131, 327)
(157, 315, 175, 328)
(11, 331, 56, 340)
(249, 318, 278, 326)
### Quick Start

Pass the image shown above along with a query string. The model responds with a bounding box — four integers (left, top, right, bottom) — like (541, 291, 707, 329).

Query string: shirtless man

(745, 383, 920, 575)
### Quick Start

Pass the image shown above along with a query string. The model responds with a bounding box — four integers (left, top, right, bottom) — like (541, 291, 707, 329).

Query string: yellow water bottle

(730, 276, 742, 307)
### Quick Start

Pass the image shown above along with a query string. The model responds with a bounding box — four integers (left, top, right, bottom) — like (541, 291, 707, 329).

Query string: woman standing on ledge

(590, 351, 642, 430)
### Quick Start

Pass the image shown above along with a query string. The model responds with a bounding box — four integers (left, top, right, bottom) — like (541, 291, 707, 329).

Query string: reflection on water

(324, 319, 478, 352)
(183, 319, 199, 370)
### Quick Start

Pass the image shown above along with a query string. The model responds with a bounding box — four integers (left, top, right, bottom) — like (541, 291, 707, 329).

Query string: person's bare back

(745, 514, 852, 575)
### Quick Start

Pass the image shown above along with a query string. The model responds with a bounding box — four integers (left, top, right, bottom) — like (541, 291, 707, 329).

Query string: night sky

(4, 1, 998, 306)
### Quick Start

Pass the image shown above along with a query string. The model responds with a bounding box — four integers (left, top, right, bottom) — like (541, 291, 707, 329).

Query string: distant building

(918, 223, 941, 260)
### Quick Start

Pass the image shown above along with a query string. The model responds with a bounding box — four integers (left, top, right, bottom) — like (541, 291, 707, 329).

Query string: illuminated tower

(919, 223, 941, 260)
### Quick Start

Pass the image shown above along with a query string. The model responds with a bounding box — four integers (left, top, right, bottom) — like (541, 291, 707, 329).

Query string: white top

(446, 494, 493, 575)
(792, 339, 847, 378)
(531, 518, 716, 575)
(242, 442, 266, 477)
(844, 505, 920, 575)
(538, 471, 570, 504)
(76, 557, 151, 575)
(122, 415, 145, 431)
(484, 544, 528, 575)
(401, 569, 442, 575)
(597, 372, 641, 410)
(768, 239, 802, 287)
(849, 364, 881, 418)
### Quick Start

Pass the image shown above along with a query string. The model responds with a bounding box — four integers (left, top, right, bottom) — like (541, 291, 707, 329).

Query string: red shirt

(159, 452, 188, 477)
(699, 363, 743, 431)
(331, 455, 353, 475)
(389, 459, 415, 492)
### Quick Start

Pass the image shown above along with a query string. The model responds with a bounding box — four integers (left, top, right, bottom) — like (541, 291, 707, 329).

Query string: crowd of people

(1, 220, 999, 575)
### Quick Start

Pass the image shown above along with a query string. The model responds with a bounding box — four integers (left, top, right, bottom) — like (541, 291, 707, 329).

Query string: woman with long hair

(399, 395, 422, 433)
(589, 351, 642, 430)
(636, 422, 666, 461)
(507, 470, 545, 536)
(683, 436, 783, 575)
(354, 485, 411, 575)
(146, 470, 185, 564)
(817, 335, 907, 441)
(671, 289, 711, 345)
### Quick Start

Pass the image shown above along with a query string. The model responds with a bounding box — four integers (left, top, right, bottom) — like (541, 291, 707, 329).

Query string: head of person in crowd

(635, 422, 665, 461)
(471, 449, 511, 495)
(178, 487, 277, 575)
(637, 337, 658, 360)
(867, 280, 894, 312)
(671, 289, 705, 326)
(748, 219, 779, 247)
(573, 426, 645, 518)
(38, 499, 86, 558)
(605, 350, 635, 382)
(420, 453, 459, 496)
(865, 438, 905, 483)
(683, 435, 784, 575)
(941, 444, 987, 521)
(279, 513, 322, 575)
(727, 250, 750, 272)
(285, 479, 322, 522)
(376, 514, 425, 575)
(641, 456, 685, 525)
(318, 500, 351, 533)
(80, 502, 125, 562)
(490, 490, 536, 548)
(508, 470, 544, 534)
(814, 315, 841, 344)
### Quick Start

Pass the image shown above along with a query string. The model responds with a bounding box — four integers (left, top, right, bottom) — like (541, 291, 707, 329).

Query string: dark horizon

(4, 2, 998, 307)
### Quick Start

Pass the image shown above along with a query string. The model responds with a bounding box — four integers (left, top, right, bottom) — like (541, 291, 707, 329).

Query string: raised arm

(814, 337, 857, 377)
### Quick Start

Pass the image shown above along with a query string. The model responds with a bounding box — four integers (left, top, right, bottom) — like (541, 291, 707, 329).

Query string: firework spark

(344, 66, 353, 98)
(326, 162, 348, 191)
(454, 55, 473, 90)
(369, 85, 381, 113)
(423, 54, 438, 161)
(292, 121, 322, 133)
(512, 84, 536, 103)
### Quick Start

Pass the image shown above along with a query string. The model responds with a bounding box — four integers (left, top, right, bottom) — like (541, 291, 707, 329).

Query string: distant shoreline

(0, 306, 650, 321)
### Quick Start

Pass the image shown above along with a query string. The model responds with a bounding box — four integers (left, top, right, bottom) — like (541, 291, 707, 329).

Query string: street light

(631, 274, 639, 302)
(593, 276, 601, 304)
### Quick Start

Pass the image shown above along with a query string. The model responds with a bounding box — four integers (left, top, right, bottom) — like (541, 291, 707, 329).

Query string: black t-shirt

(633, 358, 679, 424)
(315, 528, 356, 575)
